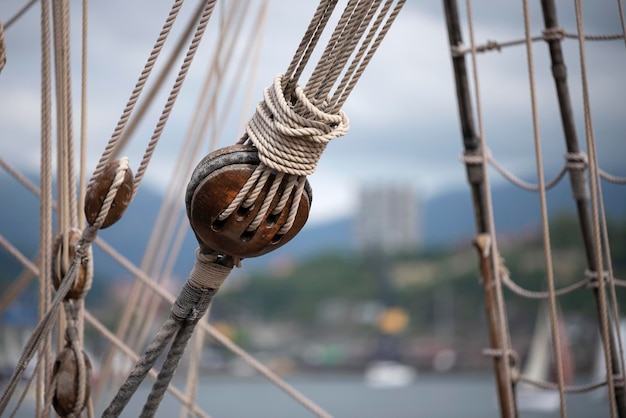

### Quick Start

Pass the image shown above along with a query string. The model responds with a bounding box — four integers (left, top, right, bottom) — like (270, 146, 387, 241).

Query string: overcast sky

(1, 0, 624, 225)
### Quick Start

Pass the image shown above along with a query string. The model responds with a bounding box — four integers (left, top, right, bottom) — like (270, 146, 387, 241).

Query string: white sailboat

(517, 303, 573, 412)
(591, 318, 626, 400)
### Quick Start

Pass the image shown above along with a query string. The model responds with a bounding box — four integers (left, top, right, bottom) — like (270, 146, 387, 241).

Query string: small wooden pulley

(51, 346, 92, 417)
(84, 160, 133, 229)
(51, 229, 92, 300)
(186, 145, 312, 258)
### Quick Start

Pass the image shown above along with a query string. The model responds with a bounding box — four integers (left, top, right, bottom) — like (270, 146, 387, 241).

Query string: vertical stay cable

(130, 0, 218, 198)
(573, 1, 621, 417)
(88, 0, 185, 191)
(38, 0, 53, 415)
(520, 0, 566, 416)
(442, 0, 517, 416)
(465, 0, 517, 415)
(540, 0, 626, 415)
(617, 0, 626, 49)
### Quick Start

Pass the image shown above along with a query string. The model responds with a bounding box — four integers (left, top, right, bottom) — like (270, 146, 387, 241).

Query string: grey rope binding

(102, 251, 235, 418)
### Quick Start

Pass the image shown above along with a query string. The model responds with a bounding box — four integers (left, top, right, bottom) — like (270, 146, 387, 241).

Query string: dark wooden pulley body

(186, 145, 312, 258)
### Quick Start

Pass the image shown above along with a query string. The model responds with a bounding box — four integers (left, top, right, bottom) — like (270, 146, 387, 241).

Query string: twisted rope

(517, 373, 615, 394)
(216, 0, 404, 240)
(452, 27, 625, 56)
(460, 150, 590, 192)
(103, 251, 232, 418)
(131, 0, 218, 199)
(600, 169, 626, 184)
(87, 0, 184, 191)
(0, 20, 5, 72)
(0, 156, 129, 415)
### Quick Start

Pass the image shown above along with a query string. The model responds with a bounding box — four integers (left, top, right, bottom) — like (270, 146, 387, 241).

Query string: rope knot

(542, 26, 565, 42)
(459, 147, 491, 165)
(478, 40, 501, 53)
(564, 152, 588, 170)
(585, 269, 610, 288)
(481, 347, 519, 368)
(245, 74, 349, 176)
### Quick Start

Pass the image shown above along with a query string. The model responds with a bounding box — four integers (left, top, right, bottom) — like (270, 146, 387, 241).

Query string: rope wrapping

(245, 74, 349, 177)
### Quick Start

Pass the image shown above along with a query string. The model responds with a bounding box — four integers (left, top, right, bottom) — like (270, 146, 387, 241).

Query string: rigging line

(83, 311, 212, 418)
(0, 21, 5, 72)
(619, 0, 626, 49)
(283, 0, 339, 99)
(0, 260, 36, 316)
(500, 271, 590, 300)
(0, 230, 208, 417)
(179, 319, 205, 418)
(39, 0, 54, 414)
(518, 374, 608, 393)
(209, 0, 269, 148)
(0, 250, 82, 415)
(304, 0, 361, 102)
(453, 31, 626, 56)
(123, 0, 250, 364)
(465, 1, 516, 417)
(312, 0, 379, 104)
(8, 333, 46, 418)
(128, 216, 188, 355)
(590, 63, 626, 418)
(79, 0, 88, 230)
(331, 0, 406, 111)
(600, 169, 626, 184)
(111, 0, 207, 160)
(237, 0, 270, 134)
(104, 254, 229, 417)
(598, 173, 626, 394)
(131, 0, 218, 199)
(521, 1, 567, 414)
(0, 149, 327, 418)
(87, 0, 185, 191)
(462, 152, 569, 191)
(322, 0, 384, 105)
(203, 0, 247, 149)
(52, 0, 77, 231)
(4, 0, 39, 29)
(574, 1, 620, 416)
(92, 237, 333, 418)
(139, 320, 199, 418)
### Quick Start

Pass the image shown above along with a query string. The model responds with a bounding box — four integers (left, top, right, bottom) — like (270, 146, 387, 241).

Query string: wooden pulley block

(52, 229, 92, 300)
(51, 346, 92, 417)
(84, 160, 134, 228)
(186, 144, 312, 258)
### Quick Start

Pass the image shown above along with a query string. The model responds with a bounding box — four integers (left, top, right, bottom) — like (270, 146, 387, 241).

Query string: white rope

(246, 74, 349, 176)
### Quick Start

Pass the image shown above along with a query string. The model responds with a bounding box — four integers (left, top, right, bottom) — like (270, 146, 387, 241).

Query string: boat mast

(540, 0, 625, 415)
(442, 1, 518, 417)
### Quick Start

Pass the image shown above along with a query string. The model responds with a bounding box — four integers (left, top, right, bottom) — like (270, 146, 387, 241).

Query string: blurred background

(1, 0, 625, 417)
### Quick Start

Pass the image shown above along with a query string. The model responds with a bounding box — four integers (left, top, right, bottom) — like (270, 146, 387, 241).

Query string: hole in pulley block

(236, 204, 254, 221)
(211, 217, 226, 232)
(240, 229, 256, 243)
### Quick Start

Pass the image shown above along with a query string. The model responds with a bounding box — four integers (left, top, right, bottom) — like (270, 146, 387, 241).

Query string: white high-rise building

(355, 184, 420, 253)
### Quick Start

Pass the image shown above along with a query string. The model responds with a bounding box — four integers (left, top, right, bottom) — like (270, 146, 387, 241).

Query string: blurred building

(355, 184, 421, 253)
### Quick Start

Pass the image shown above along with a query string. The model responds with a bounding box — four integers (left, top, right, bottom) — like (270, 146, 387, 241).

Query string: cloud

(0, 0, 624, 227)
